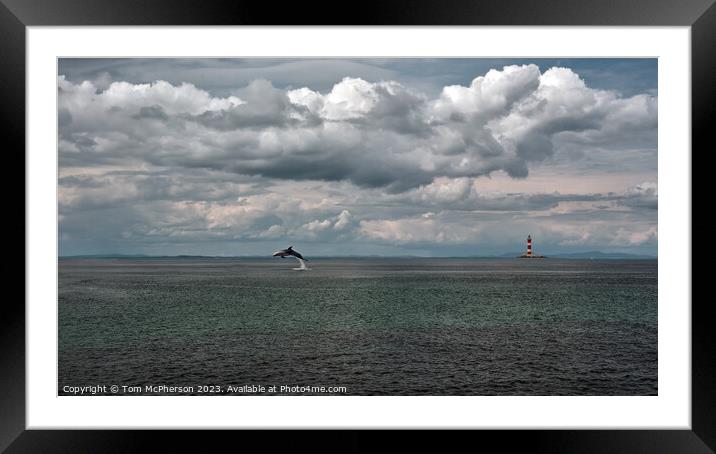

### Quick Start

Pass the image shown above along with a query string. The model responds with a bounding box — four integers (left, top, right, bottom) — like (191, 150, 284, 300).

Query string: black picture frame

(4, 0, 710, 451)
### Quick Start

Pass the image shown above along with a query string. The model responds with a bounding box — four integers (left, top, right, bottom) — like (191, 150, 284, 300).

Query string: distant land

(60, 251, 656, 260)
(499, 251, 656, 259)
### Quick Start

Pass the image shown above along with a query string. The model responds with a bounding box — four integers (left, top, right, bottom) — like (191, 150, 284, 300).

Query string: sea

(58, 257, 657, 396)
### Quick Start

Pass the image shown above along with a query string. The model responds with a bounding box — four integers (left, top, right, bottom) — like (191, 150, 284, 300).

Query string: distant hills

(500, 251, 656, 259)
(59, 254, 218, 259)
(551, 251, 656, 259)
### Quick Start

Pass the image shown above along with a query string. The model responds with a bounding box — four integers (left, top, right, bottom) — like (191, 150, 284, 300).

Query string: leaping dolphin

(272, 246, 308, 261)
(272, 246, 309, 270)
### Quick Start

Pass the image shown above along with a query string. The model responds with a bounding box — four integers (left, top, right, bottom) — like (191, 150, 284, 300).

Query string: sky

(58, 58, 657, 257)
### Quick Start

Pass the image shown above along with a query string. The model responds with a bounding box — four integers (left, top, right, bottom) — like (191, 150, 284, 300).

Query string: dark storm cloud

(132, 105, 169, 121)
(58, 108, 73, 127)
(191, 79, 311, 130)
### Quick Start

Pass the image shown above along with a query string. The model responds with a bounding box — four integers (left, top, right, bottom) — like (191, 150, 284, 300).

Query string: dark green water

(58, 258, 657, 395)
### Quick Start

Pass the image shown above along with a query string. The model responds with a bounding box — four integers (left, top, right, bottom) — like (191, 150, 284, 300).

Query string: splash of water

(292, 257, 310, 271)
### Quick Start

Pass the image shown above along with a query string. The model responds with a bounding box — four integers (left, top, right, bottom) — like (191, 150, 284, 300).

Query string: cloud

(58, 64, 657, 191)
(193, 79, 305, 130)
(296, 210, 358, 240)
(620, 182, 658, 209)
(613, 226, 658, 245)
(377, 176, 626, 213)
(57, 61, 657, 256)
(431, 64, 541, 122)
(59, 77, 243, 117)
(57, 167, 657, 252)
(132, 105, 169, 120)
(359, 214, 475, 245)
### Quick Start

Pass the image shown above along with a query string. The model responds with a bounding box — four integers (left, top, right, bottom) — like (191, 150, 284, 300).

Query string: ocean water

(58, 258, 657, 395)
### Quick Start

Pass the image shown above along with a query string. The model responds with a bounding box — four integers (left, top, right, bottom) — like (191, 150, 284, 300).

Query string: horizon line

(59, 252, 658, 259)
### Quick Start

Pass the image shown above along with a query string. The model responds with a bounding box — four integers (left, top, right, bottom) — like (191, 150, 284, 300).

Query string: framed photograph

(7, 0, 710, 450)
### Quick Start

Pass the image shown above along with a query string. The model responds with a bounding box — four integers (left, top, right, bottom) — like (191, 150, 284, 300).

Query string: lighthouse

(518, 234, 546, 258)
(526, 234, 532, 257)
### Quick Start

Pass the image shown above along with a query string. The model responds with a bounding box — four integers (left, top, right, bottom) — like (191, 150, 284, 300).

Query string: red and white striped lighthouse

(526, 234, 532, 257)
